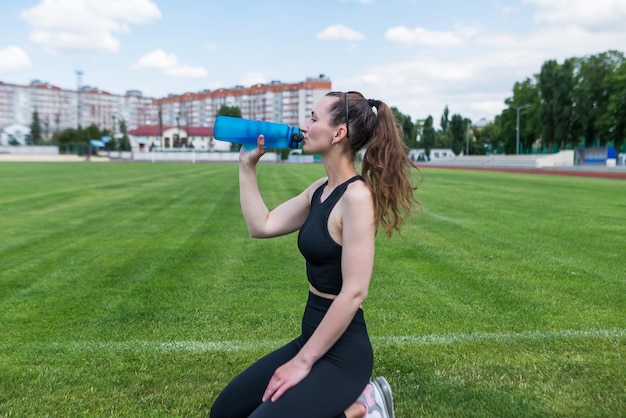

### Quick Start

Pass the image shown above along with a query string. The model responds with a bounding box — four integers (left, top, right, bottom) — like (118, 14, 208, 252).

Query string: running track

(418, 165, 626, 180)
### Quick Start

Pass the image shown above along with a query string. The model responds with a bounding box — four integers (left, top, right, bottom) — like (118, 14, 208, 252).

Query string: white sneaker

(373, 377, 394, 418)
(356, 376, 395, 418)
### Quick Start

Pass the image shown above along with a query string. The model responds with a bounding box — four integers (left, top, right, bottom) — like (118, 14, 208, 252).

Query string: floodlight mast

(511, 103, 530, 155)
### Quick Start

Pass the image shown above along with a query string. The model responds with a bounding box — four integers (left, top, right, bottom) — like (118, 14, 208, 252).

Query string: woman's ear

(334, 125, 348, 141)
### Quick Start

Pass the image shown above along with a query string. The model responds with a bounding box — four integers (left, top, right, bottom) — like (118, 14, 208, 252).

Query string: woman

(210, 91, 420, 418)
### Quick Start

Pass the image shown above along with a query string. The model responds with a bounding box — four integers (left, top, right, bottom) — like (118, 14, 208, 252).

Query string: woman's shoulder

(301, 177, 328, 201)
(308, 176, 328, 193)
(344, 178, 373, 204)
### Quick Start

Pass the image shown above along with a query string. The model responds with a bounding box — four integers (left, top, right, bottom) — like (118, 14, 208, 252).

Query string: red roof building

(127, 125, 225, 151)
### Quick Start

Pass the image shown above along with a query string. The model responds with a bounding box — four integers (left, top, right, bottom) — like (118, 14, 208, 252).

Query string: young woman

(210, 91, 420, 418)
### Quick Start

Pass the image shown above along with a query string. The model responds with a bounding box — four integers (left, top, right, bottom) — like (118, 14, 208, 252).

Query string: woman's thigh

(249, 355, 370, 418)
(210, 339, 300, 418)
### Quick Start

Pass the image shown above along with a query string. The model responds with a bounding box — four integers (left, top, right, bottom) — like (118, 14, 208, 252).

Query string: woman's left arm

(262, 182, 376, 402)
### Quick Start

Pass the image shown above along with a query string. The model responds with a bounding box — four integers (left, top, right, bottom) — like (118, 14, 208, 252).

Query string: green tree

(84, 124, 102, 143)
(449, 114, 469, 155)
(553, 59, 575, 149)
(422, 115, 436, 160)
(217, 105, 242, 118)
(480, 115, 507, 154)
(30, 111, 43, 145)
(571, 50, 625, 146)
(469, 125, 489, 155)
(391, 107, 417, 149)
(55, 128, 82, 145)
(606, 61, 626, 151)
(440, 105, 449, 133)
(538, 59, 559, 151)
(506, 78, 541, 153)
(119, 119, 131, 151)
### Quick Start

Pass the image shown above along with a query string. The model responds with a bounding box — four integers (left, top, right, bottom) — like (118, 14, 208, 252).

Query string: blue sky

(1, 0, 625, 123)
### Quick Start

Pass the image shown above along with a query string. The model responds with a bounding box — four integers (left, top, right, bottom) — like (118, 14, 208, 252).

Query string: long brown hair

(326, 91, 421, 237)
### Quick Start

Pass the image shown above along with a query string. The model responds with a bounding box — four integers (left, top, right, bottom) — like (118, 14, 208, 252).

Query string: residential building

(130, 75, 331, 151)
(0, 75, 332, 151)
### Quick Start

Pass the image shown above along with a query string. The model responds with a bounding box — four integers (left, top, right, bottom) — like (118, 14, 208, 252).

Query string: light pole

(465, 120, 470, 155)
(511, 104, 530, 155)
(112, 114, 117, 148)
(75, 70, 83, 129)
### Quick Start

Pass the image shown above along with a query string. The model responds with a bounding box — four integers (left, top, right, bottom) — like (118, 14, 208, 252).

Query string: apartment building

(0, 80, 130, 137)
(0, 75, 331, 147)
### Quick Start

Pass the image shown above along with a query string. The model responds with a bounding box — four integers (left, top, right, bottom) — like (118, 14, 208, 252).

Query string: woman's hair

(325, 91, 421, 238)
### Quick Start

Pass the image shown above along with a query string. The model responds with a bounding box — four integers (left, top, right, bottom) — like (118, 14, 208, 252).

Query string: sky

(1, 0, 625, 124)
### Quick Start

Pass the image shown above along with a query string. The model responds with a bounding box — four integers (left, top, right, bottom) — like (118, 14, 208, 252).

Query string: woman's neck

(322, 154, 358, 188)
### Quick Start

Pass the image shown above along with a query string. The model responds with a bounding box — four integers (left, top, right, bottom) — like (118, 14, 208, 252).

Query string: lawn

(1, 162, 624, 417)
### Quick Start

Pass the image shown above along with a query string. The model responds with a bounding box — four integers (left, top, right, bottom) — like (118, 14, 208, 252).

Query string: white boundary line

(4, 328, 624, 353)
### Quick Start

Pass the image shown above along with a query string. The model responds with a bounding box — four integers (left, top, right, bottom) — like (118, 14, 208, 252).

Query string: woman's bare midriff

(309, 284, 338, 300)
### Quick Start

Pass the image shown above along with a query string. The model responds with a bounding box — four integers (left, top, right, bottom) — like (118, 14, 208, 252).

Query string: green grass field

(1, 162, 624, 417)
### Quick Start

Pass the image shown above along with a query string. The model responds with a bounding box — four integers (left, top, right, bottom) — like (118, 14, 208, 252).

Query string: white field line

(6, 328, 625, 353)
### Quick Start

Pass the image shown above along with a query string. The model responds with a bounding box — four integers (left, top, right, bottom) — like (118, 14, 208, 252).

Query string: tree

(391, 107, 417, 149)
(571, 50, 625, 146)
(217, 105, 242, 118)
(506, 78, 540, 153)
(84, 124, 102, 143)
(119, 119, 131, 151)
(30, 111, 43, 145)
(553, 59, 575, 149)
(538, 59, 559, 151)
(422, 116, 436, 160)
(54, 128, 83, 145)
(606, 61, 626, 151)
(469, 125, 489, 155)
(449, 114, 467, 155)
(440, 105, 449, 133)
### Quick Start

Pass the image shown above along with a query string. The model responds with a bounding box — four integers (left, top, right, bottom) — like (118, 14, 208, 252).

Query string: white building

(0, 124, 30, 145)
(409, 148, 456, 162)
(128, 125, 230, 152)
(0, 76, 332, 139)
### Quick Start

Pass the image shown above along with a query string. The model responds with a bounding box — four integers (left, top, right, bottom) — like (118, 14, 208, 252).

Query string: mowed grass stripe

(1, 327, 623, 353)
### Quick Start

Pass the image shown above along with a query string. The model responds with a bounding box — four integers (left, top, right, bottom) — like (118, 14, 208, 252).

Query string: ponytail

(326, 91, 421, 238)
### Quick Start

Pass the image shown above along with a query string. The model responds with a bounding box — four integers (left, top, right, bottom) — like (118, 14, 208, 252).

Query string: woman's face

(301, 96, 341, 154)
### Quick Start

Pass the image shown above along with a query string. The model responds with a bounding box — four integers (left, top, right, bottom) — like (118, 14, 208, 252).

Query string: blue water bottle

(213, 116, 303, 149)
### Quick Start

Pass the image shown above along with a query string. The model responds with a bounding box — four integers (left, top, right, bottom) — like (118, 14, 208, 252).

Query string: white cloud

(385, 26, 463, 47)
(132, 49, 209, 79)
(0, 46, 32, 72)
(239, 72, 269, 87)
(524, 0, 626, 31)
(85, 0, 161, 25)
(317, 25, 366, 41)
(492, 0, 520, 15)
(204, 41, 218, 52)
(345, 16, 626, 122)
(20, 0, 161, 53)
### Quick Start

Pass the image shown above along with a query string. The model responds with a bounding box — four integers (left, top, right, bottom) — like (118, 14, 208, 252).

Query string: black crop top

(297, 175, 363, 295)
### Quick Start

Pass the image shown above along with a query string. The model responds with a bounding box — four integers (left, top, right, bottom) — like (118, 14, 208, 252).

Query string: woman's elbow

(249, 230, 268, 239)
(344, 288, 368, 306)
(247, 226, 272, 239)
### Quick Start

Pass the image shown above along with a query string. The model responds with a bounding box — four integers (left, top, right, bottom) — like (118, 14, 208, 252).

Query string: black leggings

(210, 292, 373, 418)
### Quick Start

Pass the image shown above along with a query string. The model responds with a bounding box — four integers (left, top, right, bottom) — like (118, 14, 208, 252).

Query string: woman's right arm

(239, 135, 322, 238)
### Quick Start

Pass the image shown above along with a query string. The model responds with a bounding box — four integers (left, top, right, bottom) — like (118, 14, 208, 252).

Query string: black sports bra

(297, 176, 363, 295)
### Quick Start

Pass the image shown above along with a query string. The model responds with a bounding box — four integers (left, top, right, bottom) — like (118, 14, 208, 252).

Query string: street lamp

(75, 70, 83, 129)
(465, 120, 471, 155)
(511, 104, 530, 155)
